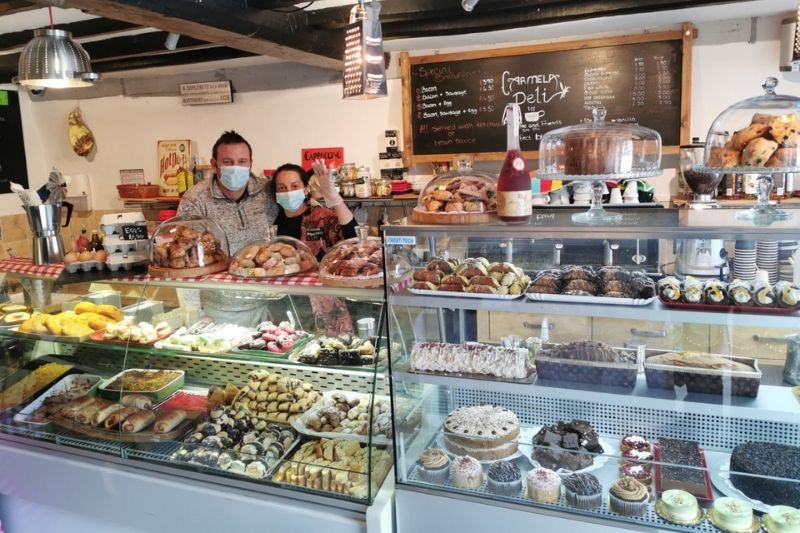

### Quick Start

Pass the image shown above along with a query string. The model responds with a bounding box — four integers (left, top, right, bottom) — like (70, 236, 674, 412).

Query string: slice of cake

(657, 438, 707, 497)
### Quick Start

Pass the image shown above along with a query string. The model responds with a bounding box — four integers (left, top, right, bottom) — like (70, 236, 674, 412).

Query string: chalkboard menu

(402, 30, 692, 163)
(0, 90, 28, 193)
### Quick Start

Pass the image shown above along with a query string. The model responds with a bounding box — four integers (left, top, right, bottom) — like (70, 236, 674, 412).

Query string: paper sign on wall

(158, 140, 192, 197)
(180, 81, 233, 106)
(300, 147, 344, 172)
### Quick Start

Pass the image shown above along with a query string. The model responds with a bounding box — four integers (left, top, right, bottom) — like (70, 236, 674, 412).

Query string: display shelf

(391, 365, 798, 424)
(389, 291, 800, 329)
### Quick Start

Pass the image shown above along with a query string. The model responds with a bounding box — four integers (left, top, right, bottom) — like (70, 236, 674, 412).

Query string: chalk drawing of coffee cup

(525, 109, 546, 122)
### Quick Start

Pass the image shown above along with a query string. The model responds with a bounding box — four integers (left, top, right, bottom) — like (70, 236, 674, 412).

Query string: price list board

(401, 28, 693, 164)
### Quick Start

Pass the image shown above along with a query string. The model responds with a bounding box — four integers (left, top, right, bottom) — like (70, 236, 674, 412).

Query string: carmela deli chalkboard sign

(401, 29, 692, 163)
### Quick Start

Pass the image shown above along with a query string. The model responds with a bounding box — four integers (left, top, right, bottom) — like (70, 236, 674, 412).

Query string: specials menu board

(401, 29, 692, 163)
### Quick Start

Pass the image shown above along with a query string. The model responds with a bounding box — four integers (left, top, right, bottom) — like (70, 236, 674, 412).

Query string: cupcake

(609, 476, 649, 517)
(451, 455, 483, 489)
(710, 497, 754, 532)
(563, 473, 603, 510)
(619, 463, 653, 485)
(417, 448, 451, 483)
(527, 467, 561, 503)
(762, 505, 800, 533)
(659, 489, 700, 524)
(620, 434, 651, 453)
(487, 460, 522, 496)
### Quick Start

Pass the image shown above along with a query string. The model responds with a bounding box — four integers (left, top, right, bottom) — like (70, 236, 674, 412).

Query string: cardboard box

(157, 140, 192, 197)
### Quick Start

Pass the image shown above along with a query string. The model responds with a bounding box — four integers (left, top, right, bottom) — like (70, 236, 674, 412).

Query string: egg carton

(100, 212, 146, 236)
(106, 251, 149, 272)
(65, 260, 107, 274)
(104, 235, 150, 254)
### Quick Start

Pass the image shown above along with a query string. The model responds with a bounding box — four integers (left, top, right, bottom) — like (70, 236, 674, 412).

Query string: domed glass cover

(229, 226, 318, 278)
(414, 163, 497, 215)
(150, 215, 229, 269)
(538, 106, 662, 179)
(701, 77, 800, 172)
(320, 225, 384, 281)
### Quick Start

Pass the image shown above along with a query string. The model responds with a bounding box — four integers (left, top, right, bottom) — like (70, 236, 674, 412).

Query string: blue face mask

(276, 189, 306, 212)
(218, 165, 250, 191)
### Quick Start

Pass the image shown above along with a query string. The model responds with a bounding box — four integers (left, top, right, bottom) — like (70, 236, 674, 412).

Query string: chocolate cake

(730, 442, 800, 507)
(657, 438, 707, 497)
(532, 419, 604, 471)
(536, 341, 639, 388)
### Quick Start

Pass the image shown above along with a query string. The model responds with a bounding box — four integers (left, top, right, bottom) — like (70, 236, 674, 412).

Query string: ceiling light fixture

(462, 0, 479, 12)
(165, 32, 181, 51)
(14, 7, 100, 89)
(342, 0, 387, 99)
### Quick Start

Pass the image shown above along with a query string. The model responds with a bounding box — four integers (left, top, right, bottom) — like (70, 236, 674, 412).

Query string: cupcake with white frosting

(451, 455, 483, 489)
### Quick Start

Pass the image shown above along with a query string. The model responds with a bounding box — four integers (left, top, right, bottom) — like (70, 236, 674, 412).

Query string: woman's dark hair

(273, 163, 311, 185)
(212, 130, 252, 160)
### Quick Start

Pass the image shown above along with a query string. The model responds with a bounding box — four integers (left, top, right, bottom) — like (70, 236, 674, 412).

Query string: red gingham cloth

(390, 276, 413, 293)
(0, 257, 64, 279)
(204, 271, 322, 286)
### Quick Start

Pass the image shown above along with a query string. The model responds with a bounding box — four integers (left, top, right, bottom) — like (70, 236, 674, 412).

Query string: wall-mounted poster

(0, 89, 28, 194)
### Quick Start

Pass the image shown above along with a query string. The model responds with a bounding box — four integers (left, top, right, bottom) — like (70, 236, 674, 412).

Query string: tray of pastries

(658, 276, 799, 314)
(292, 391, 393, 445)
(0, 360, 74, 413)
(90, 318, 173, 346)
(14, 374, 102, 426)
(411, 173, 498, 225)
(234, 320, 311, 356)
(525, 266, 656, 305)
(0, 304, 32, 328)
(150, 222, 229, 278)
(231, 369, 321, 424)
(98, 369, 185, 402)
(409, 257, 529, 299)
(319, 233, 384, 288)
(14, 303, 125, 341)
(229, 238, 317, 278)
(290, 334, 383, 367)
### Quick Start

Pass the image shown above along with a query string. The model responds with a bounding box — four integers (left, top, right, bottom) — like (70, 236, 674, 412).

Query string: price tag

(121, 224, 148, 241)
(386, 235, 416, 246)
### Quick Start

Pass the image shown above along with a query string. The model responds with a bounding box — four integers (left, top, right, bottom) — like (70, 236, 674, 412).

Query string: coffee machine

(25, 203, 73, 265)
(675, 239, 730, 279)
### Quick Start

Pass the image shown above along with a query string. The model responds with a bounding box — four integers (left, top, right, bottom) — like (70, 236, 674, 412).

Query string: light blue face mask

(218, 165, 250, 191)
(276, 189, 306, 212)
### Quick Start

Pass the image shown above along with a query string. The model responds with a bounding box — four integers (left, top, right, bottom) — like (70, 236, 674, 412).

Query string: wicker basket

(117, 183, 160, 199)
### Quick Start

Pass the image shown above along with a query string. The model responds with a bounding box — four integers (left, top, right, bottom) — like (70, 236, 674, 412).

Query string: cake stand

(539, 169, 662, 225)
(695, 165, 793, 224)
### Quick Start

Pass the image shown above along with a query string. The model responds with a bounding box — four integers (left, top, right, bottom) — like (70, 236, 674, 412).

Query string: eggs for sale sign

(301, 147, 344, 172)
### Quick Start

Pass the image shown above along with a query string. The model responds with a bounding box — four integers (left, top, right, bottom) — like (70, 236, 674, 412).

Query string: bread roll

(121, 410, 156, 433)
(153, 410, 187, 433)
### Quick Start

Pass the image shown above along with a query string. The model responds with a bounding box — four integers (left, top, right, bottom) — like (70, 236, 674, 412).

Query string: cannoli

(154, 409, 187, 433)
(104, 406, 138, 429)
(657, 276, 682, 302)
(753, 282, 776, 307)
(121, 393, 153, 410)
(682, 276, 704, 303)
(774, 281, 800, 308)
(90, 403, 125, 426)
(727, 279, 753, 306)
(703, 279, 729, 304)
(121, 409, 156, 433)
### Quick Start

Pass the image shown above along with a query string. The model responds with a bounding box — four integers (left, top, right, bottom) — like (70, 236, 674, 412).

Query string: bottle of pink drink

(497, 103, 532, 224)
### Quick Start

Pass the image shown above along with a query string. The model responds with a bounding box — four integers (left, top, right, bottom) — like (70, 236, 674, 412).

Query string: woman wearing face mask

(273, 159, 357, 261)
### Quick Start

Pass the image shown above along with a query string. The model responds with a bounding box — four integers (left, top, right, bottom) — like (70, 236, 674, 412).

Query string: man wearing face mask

(179, 130, 278, 254)
(179, 131, 278, 326)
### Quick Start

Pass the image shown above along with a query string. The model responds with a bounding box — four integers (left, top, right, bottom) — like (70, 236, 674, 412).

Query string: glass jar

(355, 176, 371, 199)
(150, 215, 229, 276)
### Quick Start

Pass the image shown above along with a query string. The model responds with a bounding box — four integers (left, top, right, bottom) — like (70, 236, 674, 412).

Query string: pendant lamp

(15, 10, 100, 89)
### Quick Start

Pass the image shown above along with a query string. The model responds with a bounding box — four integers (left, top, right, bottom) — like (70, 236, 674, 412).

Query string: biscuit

(730, 123, 770, 150)
(768, 113, 800, 147)
(741, 137, 779, 167)
(707, 146, 740, 168)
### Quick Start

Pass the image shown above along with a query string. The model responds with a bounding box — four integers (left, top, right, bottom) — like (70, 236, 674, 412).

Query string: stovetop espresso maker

(24, 203, 73, 265)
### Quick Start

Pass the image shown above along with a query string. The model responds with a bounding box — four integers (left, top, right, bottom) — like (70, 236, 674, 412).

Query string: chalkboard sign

(121, 224, 148, 241)
(401, 28, 693, 163)
(0, 90, 28, 193)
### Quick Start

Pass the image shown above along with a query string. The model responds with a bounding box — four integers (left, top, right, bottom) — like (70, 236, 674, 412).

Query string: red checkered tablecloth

(0, 257, 64, 279)
(204, 271, 322, 286)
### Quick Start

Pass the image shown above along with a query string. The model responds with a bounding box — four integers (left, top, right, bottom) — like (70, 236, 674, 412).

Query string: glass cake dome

(411, 160, 498, 224)
(319, 225, 384, 288)
(537, 106, 662, 225)
(149, 215, 229, 277)
(699, 77, 798, 222)
(229, 225, 318, 278)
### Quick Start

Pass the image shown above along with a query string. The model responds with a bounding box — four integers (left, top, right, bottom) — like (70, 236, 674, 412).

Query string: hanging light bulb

(462, 0, 480, 12)
(15, 8, 100, 89)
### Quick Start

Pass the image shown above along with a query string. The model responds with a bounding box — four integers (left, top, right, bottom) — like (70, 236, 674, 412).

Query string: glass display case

(384, 208, 800, 532)
(0, 264, 394, 529)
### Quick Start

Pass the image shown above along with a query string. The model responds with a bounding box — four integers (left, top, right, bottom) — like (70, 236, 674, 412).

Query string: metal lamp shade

(17, 29, 99, 88)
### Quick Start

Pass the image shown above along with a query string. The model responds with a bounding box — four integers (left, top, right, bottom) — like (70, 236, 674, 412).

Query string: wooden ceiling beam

(0, 17, 139, 51)
(0, 1, 37, 16)
(38, 0, 343, 69)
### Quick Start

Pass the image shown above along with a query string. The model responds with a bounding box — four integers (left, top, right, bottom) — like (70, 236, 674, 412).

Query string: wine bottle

(497, 103, 532, 224)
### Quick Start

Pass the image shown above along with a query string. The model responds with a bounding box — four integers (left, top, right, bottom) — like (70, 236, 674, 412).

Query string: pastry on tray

(152, 224, 227, 269)
(229, 240, 316, 278)
(526, 265, 655, 299)
(531, 419, 604, 472)
(411, 257, 529, 296)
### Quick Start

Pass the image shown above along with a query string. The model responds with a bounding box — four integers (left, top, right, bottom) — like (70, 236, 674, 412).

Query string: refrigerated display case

(384, 208, 800, 532)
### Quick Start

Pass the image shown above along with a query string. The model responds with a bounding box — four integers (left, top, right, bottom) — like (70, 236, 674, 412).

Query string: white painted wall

(3, 6, 800, 215)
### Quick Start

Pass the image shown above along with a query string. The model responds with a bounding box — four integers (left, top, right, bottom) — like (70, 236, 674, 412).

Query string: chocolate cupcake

(417, 448, 451, 483)
(609, 476, 649, 516)
(487, 460, 522, 496)
(563, 473, 603, 510)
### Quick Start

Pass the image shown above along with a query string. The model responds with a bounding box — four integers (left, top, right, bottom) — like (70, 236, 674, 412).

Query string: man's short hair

(212, 130, 252, 160)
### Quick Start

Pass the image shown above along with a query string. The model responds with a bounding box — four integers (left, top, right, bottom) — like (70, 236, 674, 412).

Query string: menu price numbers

(479, 105, 495, 113)
(478, 93, 495, 103)
(479, 78, 495, 92)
